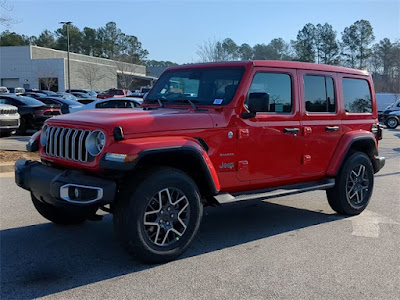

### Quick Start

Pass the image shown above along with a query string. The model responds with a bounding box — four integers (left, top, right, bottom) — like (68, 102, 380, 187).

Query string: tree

(81, 27, 99, 56)
(36, 63, 58, 91)
(115, 61, 144, 90)
(341, 20, 375, 69)
(55, 23, 82, 53)
(315, 23, 340, 65)
(238, 43, 253, 60)
(0, 30, 31, 46)
(77, 63, 110, 90)
(196, 38, 239, 62)
(0, 0, 16, 27)
(146, 60, 178, 67)
(294, 23, 316, 62)
(36, 30, 56, 48)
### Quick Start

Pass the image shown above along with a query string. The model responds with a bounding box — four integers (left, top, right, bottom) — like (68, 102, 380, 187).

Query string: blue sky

(4, 0, 400, 64)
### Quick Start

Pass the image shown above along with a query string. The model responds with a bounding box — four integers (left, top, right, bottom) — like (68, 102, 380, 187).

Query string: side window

(342, 78, 372, 113)
(304, 75, 336, 113)
(247, 72, 292, 113)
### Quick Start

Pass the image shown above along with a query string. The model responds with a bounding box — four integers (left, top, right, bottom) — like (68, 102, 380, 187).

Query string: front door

(236, 68, 302, 184)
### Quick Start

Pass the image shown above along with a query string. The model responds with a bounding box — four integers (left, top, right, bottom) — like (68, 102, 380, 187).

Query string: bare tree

(0, 0, 17, 27)
(78, 63, 110, 90)
(115, 61, 142, 90)
(35, 63, 58, 91)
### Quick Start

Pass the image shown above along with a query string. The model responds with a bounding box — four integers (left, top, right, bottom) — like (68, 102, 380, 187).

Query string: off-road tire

(326, 152, 374, 215)
(114, 168, 203, 264)
(31, 193, 86, 225)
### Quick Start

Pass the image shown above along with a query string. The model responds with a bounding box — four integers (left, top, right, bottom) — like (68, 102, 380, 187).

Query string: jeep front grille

(44, 126, 92, 162)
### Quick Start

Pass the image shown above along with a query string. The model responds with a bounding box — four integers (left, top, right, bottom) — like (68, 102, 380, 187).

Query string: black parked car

(39, 97, 83, 114)
(21, 92, 48, 99)
(66, 89, 97, 97)
(0, 94, 61, 134)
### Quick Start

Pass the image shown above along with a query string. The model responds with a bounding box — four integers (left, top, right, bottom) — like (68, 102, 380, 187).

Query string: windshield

(145, 67, 245, 106)
(16, 96, 45, 106)
(109, 89, 124, 95)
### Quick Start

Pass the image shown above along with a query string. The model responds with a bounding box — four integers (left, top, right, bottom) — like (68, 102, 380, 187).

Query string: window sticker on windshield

(213, 99, 223, 105)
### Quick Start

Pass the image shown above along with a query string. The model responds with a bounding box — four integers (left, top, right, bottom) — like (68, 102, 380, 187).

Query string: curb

(0, 163, 14, 173)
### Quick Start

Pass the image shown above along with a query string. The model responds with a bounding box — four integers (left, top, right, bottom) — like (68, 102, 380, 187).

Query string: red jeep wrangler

(16, 61, 385, 263)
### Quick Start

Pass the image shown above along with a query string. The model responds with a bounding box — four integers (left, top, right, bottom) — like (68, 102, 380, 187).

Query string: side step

(214, 178, 335, 204)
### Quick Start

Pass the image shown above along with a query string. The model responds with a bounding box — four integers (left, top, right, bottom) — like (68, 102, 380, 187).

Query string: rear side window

(304, 75, 335, 113)
(342, 78, 372, 113)
(247, 72, 292, 113)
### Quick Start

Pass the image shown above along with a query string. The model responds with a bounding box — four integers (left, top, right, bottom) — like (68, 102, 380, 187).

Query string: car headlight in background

(86, 130, 106, 156)
(40, 125, 49, 146)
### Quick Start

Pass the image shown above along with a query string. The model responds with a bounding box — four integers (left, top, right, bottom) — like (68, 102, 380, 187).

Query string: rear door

(298, 70, 342, 175)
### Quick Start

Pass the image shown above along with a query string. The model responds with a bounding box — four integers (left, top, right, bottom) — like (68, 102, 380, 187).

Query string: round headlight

(40, 125, 49, 146)
(86, 130, 106, 157)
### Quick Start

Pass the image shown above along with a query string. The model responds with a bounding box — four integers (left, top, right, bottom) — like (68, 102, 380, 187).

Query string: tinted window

(146, 67, 245, 106)
(304, 75, 335, 113)
(343, 78, 372, 113)
(247, 72, 292, 113)
(109, 89, 124, 95)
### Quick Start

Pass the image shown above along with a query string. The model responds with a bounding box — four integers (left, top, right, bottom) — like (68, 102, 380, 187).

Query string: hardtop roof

(166, 60, 369, 76)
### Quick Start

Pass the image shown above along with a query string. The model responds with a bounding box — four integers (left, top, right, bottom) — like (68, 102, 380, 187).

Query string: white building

(0, 45, 155, 92)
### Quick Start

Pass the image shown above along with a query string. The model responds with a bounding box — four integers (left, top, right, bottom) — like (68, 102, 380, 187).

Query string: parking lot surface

(0, 129, 399, 300)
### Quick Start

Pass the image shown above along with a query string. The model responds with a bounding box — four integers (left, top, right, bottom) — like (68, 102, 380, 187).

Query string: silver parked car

(0, 104, 20, 136)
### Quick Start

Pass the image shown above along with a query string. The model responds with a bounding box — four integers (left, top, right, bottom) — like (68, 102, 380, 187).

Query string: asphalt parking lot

(0, 129, 399, 300)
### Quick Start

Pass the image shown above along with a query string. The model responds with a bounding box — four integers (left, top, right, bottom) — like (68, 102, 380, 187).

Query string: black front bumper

(15, 159, 117, 212)
(374, 156, 386, 173)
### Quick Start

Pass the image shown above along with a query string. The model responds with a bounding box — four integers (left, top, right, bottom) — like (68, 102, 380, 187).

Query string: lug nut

(167, 207, 171, 211)
(159, 219, 163, 223)
(166, 222, 170, 226)
(171, 214, 174, 218)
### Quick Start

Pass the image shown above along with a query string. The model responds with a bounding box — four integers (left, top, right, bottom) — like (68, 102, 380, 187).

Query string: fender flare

(99, 137, 220, 195)
(326, 131, 378, 176)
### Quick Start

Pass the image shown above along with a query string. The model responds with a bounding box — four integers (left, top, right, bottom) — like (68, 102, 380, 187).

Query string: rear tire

(326, 152, 374, 215)
(31, 193, 86, 225)
(114, 168, 203, 264)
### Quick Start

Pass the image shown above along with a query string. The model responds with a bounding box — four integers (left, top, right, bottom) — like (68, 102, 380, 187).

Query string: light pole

(60, 21, 72, 91)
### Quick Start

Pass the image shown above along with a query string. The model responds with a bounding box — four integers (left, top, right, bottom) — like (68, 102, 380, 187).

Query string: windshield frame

(145, 66, 245, 107)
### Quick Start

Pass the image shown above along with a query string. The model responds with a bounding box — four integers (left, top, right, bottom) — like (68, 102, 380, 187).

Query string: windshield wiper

(173, 99, 199, 110)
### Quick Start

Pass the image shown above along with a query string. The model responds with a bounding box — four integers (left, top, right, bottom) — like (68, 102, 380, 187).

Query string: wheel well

(130, 150, 216, 199)
(344, 138, 378, 172)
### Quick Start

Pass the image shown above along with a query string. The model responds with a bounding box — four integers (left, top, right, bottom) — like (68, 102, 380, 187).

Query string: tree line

(196, 20, 400, 93)
(0, 21, 149, 64)
(1, 19, 399, 93)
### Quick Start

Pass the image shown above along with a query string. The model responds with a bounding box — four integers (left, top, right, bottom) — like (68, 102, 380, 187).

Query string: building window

(39, 78, 58, 91)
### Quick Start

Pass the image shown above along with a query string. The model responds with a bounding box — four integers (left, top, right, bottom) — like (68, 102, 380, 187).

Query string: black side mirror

(242, 92, 270, 119)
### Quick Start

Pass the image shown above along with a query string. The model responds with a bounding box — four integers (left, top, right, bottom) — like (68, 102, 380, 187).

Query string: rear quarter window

(342, 78, 372, 113)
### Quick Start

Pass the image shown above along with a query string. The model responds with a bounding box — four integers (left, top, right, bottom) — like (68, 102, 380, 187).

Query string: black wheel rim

(346, 164, 370, 207)
(143, 188, 190, 247)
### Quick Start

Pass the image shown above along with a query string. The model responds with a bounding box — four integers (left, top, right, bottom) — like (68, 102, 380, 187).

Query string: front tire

(114, 168, 203, 264)
(326, 152, 374, 215)
(31, 193, 86, 225)
(385, 116, 399, 129)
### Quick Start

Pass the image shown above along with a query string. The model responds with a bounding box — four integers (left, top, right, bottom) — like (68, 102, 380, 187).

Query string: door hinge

(238, 129, 249, 139)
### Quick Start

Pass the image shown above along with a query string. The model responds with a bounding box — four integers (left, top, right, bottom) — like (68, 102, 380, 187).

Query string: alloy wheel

(143, 188, 190, 247)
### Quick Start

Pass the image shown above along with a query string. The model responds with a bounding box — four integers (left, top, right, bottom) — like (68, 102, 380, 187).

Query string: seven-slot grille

(44, 126, 92, 162)
(0, 108, 18, 115)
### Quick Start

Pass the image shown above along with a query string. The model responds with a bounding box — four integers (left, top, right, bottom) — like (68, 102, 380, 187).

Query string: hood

(47, 108, 214, 135)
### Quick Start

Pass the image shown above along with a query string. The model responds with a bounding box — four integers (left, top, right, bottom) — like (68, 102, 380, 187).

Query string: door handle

(283, 128, 300, 134)
(325, 126, 339, 132)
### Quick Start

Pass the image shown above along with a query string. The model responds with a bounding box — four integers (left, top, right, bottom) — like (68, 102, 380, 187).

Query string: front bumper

(374, 156, 386, 173)
(15, 159, 117, 212)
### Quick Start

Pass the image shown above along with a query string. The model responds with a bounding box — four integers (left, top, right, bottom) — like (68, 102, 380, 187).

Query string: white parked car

(70, 97, 142, 113)
(0, 104, 20, 136)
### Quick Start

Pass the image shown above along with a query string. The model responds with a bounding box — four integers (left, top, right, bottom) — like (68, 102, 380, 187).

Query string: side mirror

(242, 92, 270, 119)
